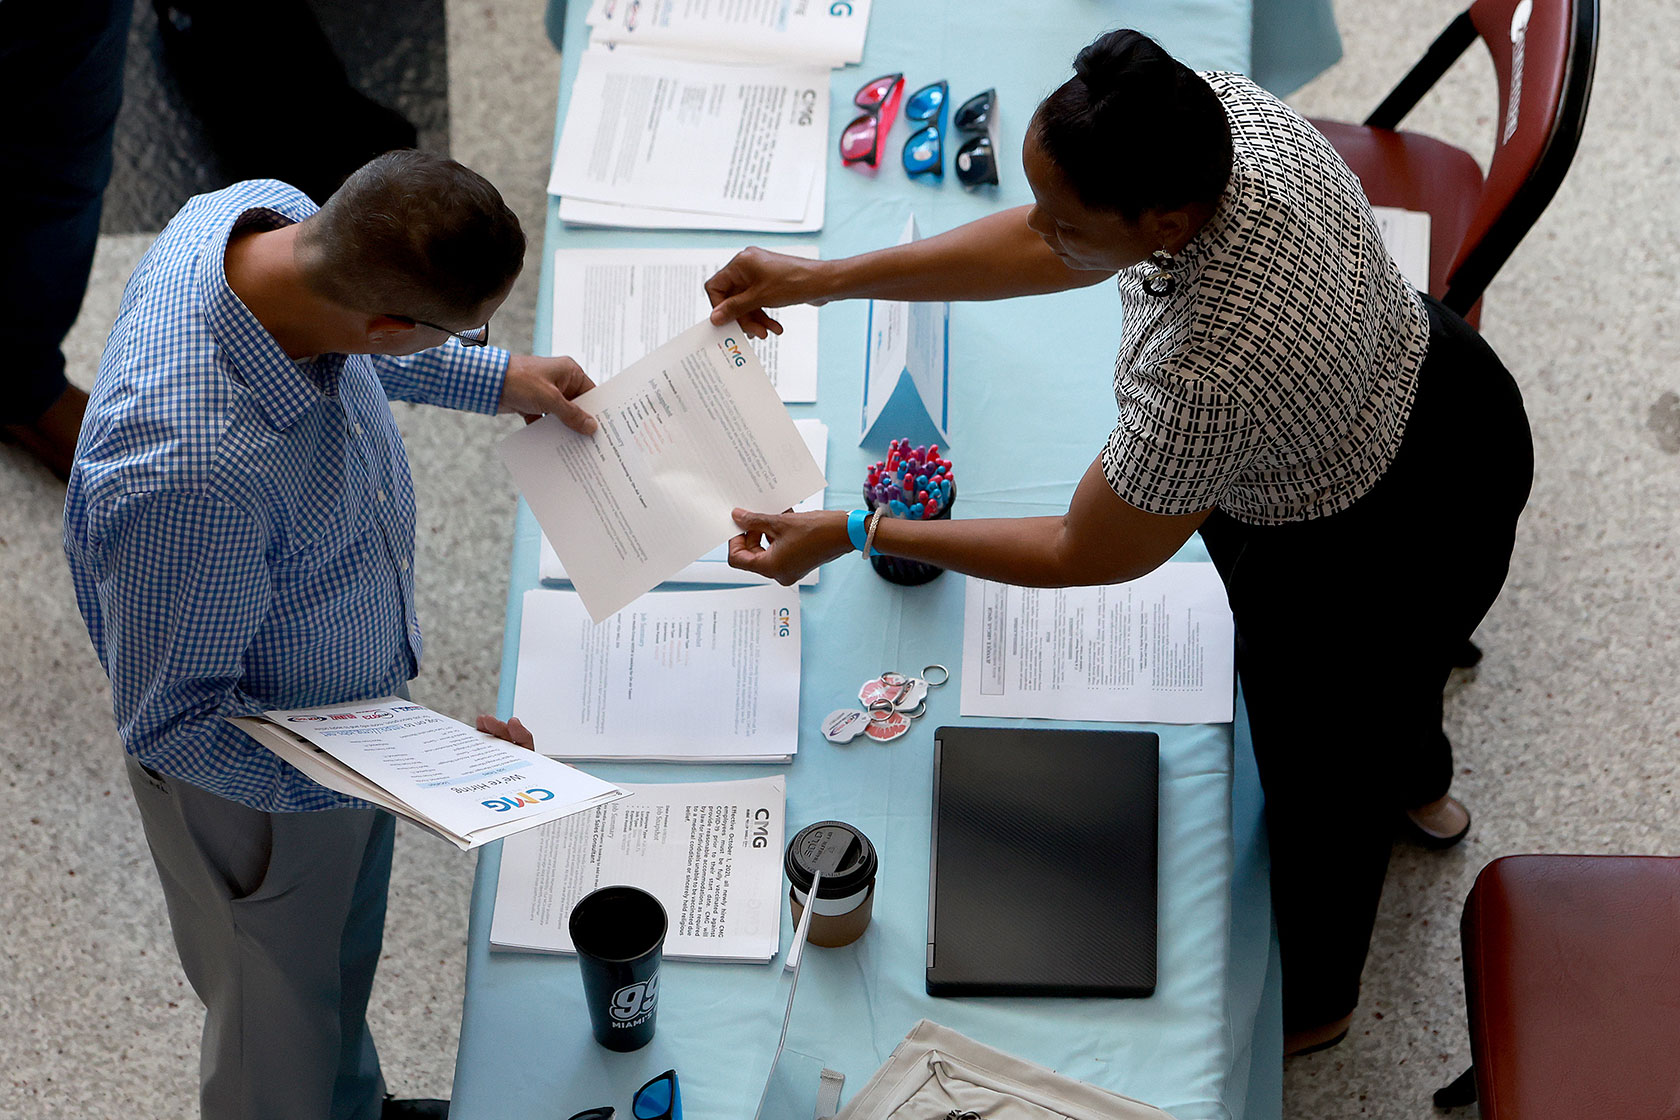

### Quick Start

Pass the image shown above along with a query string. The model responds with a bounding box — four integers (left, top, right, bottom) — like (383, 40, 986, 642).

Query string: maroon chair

(1435, 855, 1680, 1116)
(1311, 0, 1599, 325)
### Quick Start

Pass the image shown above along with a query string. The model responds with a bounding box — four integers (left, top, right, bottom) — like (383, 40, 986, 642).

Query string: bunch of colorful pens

(864, 439, 955, 520)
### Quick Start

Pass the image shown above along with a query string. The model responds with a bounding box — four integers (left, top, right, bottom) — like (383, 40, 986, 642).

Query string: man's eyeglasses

(839, 73, 905, 168)
(389, 315, 491, 347)
(952, 88, 999, 188)
(567, 1069, 682, 1120)
(901, 80, 948, 177)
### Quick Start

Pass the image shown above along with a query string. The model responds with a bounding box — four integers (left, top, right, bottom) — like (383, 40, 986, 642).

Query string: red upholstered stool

(1436, 855, 1680, 1117)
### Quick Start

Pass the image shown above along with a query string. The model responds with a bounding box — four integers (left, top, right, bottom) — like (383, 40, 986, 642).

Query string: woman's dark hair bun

(1034, 29, 1234, 219)
(1071, 28, 1155, 102)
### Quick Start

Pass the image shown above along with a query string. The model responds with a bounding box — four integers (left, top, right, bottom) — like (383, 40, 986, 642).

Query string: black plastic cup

(864, 483, 955, 586)
(568, 885, 667, 1051)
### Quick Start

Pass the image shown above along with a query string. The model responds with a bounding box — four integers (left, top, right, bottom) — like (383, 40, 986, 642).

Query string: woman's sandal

(1285, 1015, 1353, 1057)
(1399, 795, 1472, 850)
(1287, 1029, 1350, 1057)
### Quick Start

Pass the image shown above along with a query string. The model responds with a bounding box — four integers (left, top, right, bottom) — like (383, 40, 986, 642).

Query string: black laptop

(926, 725, 1159, 998)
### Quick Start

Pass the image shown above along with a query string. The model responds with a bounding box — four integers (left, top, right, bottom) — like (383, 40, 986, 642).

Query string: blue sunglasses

(568, 1070, 681, 1120)
(901, 80, 948, 177)
(634, 1070, 681, 1120)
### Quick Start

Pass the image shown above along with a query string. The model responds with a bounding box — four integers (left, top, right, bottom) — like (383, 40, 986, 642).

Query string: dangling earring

(1142, 249, 1178, 298)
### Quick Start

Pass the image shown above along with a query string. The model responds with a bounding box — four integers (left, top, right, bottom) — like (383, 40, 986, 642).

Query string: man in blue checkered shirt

(63, 151, 590, 1120)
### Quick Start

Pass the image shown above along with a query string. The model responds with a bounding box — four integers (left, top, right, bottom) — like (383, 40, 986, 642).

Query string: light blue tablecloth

(1249, 0, 1343, 96)
(451, 2, 1283, 1117)
(544, 0, 1343, 99)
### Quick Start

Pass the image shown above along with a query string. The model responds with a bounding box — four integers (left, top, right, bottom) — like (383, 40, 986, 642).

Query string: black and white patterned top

(1100, 71, 1430, 525)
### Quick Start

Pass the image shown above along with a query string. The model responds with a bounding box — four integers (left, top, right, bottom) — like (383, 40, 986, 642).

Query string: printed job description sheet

(512, 583, 802, 761)
(959, 564, 1235, 724)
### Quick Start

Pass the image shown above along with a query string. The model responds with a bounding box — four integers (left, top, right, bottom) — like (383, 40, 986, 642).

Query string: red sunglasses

(838, 73, 905, 167)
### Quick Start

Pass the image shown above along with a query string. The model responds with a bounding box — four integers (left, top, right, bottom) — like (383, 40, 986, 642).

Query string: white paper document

(500, 318, 826, 621)
(1372, 205, 1432, 292)
(513, 584, 802, 762)
(228, 698, 626, 850)
(557, 175, 825, 233)
(539, 418, 827, 588)
(552, 246, 819, 403)
(549, 49, 828, 223)
(585, 0, 872, 68)
(490, 776, 786, 962)
(960, 565, 1235, 724)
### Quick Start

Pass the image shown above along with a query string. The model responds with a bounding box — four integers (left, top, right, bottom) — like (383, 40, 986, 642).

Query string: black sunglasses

(952, 88, 999, 188)
(389, 315, 490, 347)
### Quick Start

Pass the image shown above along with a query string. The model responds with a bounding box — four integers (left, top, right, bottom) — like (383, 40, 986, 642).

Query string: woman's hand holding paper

(705, 248, 834, 340)
(727, 508, 852, 585)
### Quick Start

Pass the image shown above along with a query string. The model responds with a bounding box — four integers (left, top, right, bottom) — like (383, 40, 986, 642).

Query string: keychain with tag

(822, 709, 872, 743)
(859, 664, 948, 713)
(819, 708, 873, 745)
(859, 676, 925, 711)
(862, 707, 911, 742)
(825, 700, 900, 744)
(832, 664, 951, 745)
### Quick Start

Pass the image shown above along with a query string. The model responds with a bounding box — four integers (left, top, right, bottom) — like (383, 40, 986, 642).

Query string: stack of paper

(584, 0, 872, 68)
(229, 698, 626, 850)
(551, 48, 829, 232)
(491, 776, 786, 962)
(512, 584, 802, 763)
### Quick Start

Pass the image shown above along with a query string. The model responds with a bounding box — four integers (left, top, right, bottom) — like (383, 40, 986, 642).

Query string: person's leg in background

(0, 0, 131, 480)
(150, 0, 418, 204)
(124, 757, 395, 1120)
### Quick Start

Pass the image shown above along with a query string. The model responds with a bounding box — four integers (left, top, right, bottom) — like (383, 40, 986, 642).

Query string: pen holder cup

(864, 486, 954, 587)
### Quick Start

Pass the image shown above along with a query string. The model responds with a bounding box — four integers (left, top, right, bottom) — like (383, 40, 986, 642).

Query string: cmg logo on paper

(481, 789, 556, 812)
(775, 607, 791, 637)
(718, 336, 749, 367)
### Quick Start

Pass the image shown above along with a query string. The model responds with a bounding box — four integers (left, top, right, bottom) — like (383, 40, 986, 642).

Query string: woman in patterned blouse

(707, 29, 1532, 1054)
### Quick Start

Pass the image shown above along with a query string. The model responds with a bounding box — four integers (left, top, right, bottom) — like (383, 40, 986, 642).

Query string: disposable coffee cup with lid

(785, 820, 879, 948)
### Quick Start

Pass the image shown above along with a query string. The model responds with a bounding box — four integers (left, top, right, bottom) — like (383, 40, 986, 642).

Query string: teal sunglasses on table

(568, 1069, 681, 1120)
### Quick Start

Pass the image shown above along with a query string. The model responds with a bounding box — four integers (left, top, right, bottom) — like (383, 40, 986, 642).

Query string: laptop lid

(927, 725, 1159, 998)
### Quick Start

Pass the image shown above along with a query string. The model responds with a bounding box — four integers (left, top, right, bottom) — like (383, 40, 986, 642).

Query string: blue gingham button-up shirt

(64, 180, 511, 812)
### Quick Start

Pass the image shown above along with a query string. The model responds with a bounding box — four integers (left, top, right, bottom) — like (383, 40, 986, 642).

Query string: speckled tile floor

(2, 1, 1675, 1118)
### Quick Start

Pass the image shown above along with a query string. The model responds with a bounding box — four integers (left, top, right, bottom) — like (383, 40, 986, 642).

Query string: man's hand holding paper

(500, 354, 599, 432)
(500, 319, 825, 620)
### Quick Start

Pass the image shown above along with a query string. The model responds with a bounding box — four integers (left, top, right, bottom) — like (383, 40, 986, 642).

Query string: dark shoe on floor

(1, 384, 87, 481)
(1284, 1013, 1353, 1057)
(1286, 1028, 1349, 1057)
(382, 1098, 449, 1119)
(1399, 795, 1472, 850)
